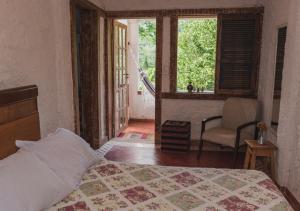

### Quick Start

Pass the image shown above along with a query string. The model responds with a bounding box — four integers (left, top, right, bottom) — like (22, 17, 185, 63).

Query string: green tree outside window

(138, 18, 217, 92)
(177, 18, 217, 92)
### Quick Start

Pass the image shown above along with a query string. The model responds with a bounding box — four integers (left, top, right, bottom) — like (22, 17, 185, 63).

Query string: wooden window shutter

(216, 14, 262, 96)
(274, 26, 287, 96)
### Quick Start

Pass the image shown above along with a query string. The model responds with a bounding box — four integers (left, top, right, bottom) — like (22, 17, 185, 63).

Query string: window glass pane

(123, 49, 126, 84)
(122, 29, 126, 48)
(119, 48, 123, 85)
(119, 28, 122, 47)
(177, 17, 217, 93)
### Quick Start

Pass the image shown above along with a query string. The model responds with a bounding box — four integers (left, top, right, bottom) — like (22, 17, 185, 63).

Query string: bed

(0, 85, 293, 211)
(47, 158, 292, 211)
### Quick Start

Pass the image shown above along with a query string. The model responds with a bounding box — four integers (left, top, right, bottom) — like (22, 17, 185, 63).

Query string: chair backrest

(222, 98, 259, 133)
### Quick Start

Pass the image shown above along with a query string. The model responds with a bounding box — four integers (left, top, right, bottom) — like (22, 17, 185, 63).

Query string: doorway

(70, 0, 100, 149)
(113, 19, 156, 143)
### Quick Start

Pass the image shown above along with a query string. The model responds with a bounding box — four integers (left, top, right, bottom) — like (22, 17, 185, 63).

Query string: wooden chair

(197, 98, 260, 167)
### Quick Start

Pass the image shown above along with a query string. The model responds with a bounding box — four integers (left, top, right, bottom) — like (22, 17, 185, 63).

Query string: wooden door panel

(114, 21, 129, 136)
(77, 9, 99, 148)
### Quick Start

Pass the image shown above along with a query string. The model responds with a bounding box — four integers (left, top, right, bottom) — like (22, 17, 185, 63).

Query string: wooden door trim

(106, 7, 264, 18)
(70, 0, 80, 134)
(106, 16, 163, 145)
(70, 0, 100, 148)
(104, 18, 116, 139)
(72, 0, 106, 17)
(155, 16, 163, 144)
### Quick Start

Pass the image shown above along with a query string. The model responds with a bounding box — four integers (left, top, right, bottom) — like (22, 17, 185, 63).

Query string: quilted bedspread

(48, 159, 293, 211)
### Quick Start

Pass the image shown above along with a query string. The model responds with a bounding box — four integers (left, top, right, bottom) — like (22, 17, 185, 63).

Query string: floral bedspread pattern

(48, 159, 293, 211)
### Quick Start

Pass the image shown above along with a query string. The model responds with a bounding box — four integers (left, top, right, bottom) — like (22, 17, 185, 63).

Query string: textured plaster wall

(162, 99, 224, 140)
(158, 0, 263, 140)
(127, 20, 155, 120)
(277, 0, 300, 201)
(0, 0, 105, 137)
(259, 0, 300, 201)
(102, 0, 262, 11)
(258, 0, 290, 134)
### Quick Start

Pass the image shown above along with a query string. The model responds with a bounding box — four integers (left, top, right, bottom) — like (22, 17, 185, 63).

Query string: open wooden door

(71, 1, 100, 149)
(114, 21, 129, 136)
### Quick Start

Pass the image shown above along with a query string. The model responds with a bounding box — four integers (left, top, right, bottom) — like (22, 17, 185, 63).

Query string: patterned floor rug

(117, 132, 154, 141)
(95, 140, 155, 158)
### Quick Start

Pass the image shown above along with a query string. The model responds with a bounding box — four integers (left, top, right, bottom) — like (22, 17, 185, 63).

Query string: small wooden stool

(244, 140, 277, 179)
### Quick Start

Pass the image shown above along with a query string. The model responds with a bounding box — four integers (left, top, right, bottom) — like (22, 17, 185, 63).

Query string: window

(169, 12, 262, 98)
(217, 14, 261, 96)
(177, 17, 217, 93)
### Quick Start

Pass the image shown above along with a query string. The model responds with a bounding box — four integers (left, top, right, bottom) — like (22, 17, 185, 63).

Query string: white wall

(158, 0, 263, 139)
(258, 0, 289, 185)
(162, 100, 224, 140)
(258, 0, 290, 132)
(0, 0, 105, 137)
(127, 20, 155, 120)
(259, 0, 300, 201)
(276, 0, 300, 201)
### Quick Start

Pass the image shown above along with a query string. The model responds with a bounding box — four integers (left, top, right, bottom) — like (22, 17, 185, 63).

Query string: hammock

(138, 68, 155, 97)
(128, 43, 155, 97)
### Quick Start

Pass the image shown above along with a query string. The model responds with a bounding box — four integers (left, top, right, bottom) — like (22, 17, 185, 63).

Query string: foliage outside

(138, 20, 156, 85)
(138, 18, 217, 92)
(177, 18, 217, 92)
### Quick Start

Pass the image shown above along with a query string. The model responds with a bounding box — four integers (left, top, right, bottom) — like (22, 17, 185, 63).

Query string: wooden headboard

(0, 85, 41, 159)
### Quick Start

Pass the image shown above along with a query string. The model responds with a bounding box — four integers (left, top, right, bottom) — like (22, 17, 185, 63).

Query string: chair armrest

(235, 121, 259, 148)
(201, 116, 222, 138)
(203, 115, 223, 124)
(237, 121, 259, 132)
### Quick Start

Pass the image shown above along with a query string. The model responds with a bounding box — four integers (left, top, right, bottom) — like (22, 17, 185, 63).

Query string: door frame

(105, 15, 163, 144)
(69, 0, 104, 148)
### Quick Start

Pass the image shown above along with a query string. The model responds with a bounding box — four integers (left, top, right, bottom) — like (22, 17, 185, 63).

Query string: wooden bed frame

(0, 85, 40, 159)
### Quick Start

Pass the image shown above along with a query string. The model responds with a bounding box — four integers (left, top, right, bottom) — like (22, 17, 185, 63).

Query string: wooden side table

(244, 140, 278, 179)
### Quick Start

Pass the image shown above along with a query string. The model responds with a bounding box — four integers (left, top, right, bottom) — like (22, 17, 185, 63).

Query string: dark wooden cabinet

(161, 120, 191, 151)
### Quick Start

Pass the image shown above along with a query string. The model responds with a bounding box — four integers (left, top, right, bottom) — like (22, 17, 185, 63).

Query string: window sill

(161, 92, 256, 100)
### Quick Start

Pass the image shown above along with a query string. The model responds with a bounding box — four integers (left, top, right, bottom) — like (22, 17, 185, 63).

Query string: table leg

(270, 152, 276, 180)
(250, 151, 256, 169)
(244, 148, 251, 169)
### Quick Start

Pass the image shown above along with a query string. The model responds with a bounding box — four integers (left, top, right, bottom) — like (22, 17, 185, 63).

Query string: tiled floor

(122, 119, 155, 135)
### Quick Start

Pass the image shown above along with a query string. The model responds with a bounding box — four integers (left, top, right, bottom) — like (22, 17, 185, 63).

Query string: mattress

(48, 159, 293, 211)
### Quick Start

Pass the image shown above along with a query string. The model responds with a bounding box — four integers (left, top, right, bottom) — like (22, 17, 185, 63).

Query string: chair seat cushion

(202, 127, 253, 148)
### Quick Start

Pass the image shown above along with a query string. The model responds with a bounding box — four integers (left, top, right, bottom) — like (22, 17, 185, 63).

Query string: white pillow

(0, 150, 73, 211)
(16, 128, 98, 188)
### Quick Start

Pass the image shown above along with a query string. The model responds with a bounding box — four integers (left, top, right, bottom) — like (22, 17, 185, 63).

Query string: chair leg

(197, 138, 204, 160)
(233, 147, 239, 168)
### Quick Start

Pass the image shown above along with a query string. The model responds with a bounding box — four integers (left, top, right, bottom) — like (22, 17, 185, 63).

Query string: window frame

(168, 10, 263, 100)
